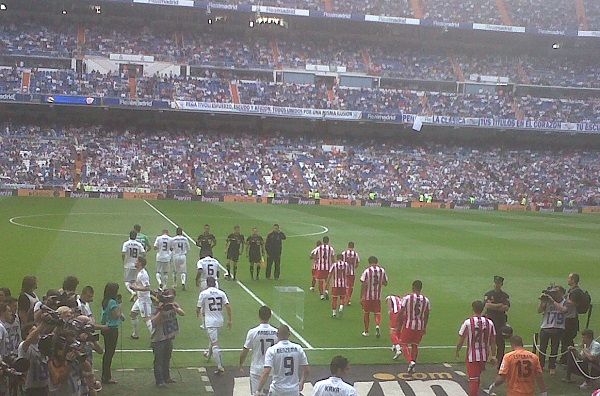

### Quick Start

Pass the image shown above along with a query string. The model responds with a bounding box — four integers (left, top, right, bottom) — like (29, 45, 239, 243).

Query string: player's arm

(225, 303, 232, 329)
(260, 240, 266, 257)
(455, 332, 466, 360)
(255, 366, 272, 395)
(489, 333, 497, 363)
(196, 296, 204, 318)
(238, 347, 250, 371)
(423, 307, 430, 334)
(195, 267, 203, 287)
(196, 235, 201, 247)
(211, 235, 217, 248)
(299, 364, 310, 392)
(535, 371, 547, 395)
(488, 373, 506, 394)
(224, 237, 230, 255)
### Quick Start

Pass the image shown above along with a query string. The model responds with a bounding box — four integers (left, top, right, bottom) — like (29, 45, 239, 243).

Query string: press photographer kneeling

(150, 288, 185, 388)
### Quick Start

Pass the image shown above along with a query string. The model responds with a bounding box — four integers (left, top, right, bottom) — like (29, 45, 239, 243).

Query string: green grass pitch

(1, 196, 599, 374)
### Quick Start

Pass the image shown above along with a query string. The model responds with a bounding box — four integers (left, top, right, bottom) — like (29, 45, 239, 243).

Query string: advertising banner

(224, 195, 258, 203)
(17, 189, 65, 197)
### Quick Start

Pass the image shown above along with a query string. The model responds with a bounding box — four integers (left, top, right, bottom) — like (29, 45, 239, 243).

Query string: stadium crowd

(1, 125, 599, 206)
(2, 23, 600, 89)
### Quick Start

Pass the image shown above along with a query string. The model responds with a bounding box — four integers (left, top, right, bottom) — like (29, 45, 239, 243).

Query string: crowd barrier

(2, 189, 594, 214)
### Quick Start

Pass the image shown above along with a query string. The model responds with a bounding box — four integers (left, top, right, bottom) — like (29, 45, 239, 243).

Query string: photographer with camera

(47, 329, 85, 396)
(99, 283, 122, 386)
(71, 316, 103, 395)
(150, 288, 185, 388)
(537, 285, 568, 375)
(18, 321, 52, 396)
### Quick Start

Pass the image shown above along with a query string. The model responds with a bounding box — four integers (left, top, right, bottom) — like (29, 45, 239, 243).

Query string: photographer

(150, 288, 185, 388)
(562, 328, 600, 389)
(47, 329, 84, 396)
(71, 316, 103, 396)
(537, 285, 568, 375)
(18, 321, 51, 396)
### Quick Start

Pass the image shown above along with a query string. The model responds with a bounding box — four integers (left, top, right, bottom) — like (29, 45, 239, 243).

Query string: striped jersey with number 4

(243, 323, 278, 375)
(402, 293, 431, 330)
(122, 239, 145, 269)
(329, 260, 350, 288)
(458, 315, 496, 362)
(197, 287, 229, 328)
(264, 339, 309, 395)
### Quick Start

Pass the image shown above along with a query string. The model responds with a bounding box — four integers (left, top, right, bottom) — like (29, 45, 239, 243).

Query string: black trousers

(266, 254, 282, 279)
(102, 327, 119, 381)
(539, 328, 563, 369)
(560, 317, 579, 364)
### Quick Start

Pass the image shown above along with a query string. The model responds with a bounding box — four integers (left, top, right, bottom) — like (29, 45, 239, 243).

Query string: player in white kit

(196, 255, 221, 291)
(239, 306, 278, 395)
(197, 277, 232, 374)
(312, 355, 357, 396)
(129, 257, 153, 339)
(255, 325, 309, 396)
(154, 229, 172, 288)
(171, 227, 190, 290)
(122, 230, 145, 296)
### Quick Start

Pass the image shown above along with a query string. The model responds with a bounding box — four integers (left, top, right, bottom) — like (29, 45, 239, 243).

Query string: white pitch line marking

(8, 213, 327, 238)
(205, 385, 214, 392)
(454, 371, 466, 376)
(443, 363, 452, 368)
(201, 376, 209, 382)
(143, 200, 314, 350)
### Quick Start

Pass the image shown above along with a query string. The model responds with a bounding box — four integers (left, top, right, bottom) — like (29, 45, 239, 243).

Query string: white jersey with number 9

(264, 339, 308, 396)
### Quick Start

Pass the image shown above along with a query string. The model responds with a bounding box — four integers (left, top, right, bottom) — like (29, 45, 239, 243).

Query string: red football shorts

(331, 287, 345, 297)
(389, 312, 400, 330)
(399, 328, 424, 345)
(346, 275, 355, 287)
(315, 270, 328, 280)
(466, 361, 486, 379)
(362, 299, 381, 313)
(311, 268, 317, 278)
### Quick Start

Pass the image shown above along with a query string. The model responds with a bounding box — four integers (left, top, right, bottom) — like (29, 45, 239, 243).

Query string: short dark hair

(330, 355, 349, 375)
(176, 227, 183, 235)
(570, 273, 580, 284)
(204, 224, 210, 228)
(0, 287, 11, 297)
(337, 253, 344, 260)
(207, 277, 216, 287)
(137, 257, 147, 267)
(134, 224, 141, 232)
(278, 324, 290, 339)
(472, 300, 485, 314)
(510, 335, 524, 347)
(21, 276, 37, 292)
(62, 276, 79, 293)
(259, 306, 272, 321)
(412, 280, 423, 291)
(582, 329, 594, 339)
(348, 242, 354, 248)
(130, 230, 138, 240)
(323, 236, 329, 243)
(274, 223, 279, 227)
(81, 286, 94, 295)
(368, 256, 378, 264)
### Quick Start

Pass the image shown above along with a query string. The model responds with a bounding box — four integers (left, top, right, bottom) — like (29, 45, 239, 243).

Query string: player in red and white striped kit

(359, 256, 388, 338)
(327, 254, 349, 318)
(386, 294, 404, 360)
(399, 280, 430, 373)
(313, 236, 335, 300)
(455, 300, 497, 396)
(309, 240, 322, 293)
(342, 242, 360, 306)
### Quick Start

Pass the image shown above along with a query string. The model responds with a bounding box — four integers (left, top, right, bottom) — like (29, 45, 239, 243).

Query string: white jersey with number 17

(243, 323, 278, 375)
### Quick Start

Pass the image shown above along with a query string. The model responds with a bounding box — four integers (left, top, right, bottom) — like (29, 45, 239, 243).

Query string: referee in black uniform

(485, 276, 510, 368)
